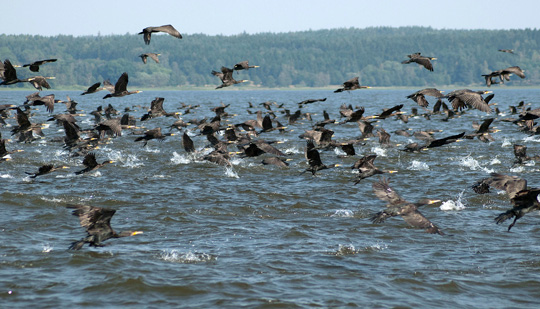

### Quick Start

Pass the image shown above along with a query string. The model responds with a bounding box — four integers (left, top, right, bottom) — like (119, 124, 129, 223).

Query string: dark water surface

(2, 89, 540, 307)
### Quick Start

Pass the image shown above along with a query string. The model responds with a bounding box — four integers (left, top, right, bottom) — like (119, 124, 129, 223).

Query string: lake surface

(2, 88, 540, 307)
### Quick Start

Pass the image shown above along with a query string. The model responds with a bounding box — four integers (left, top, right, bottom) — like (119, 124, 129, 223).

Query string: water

(2, 88, 540, 307)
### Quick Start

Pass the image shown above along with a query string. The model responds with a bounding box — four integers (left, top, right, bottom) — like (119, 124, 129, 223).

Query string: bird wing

(485, 173, 527, 199)
(153, 25, 182, 39)
(114, 73, 129, 93)
(182, 132, 195, 153)
(82, 153, 98, 168)
(148, 53, 160, 63)
(102, 80, 115, 93)
(372, 177, 406, 205)
(412, 57, 434, 71)
(400, 206, 444, 235)
(458, 91, 492, 113)
(502, 66, 525, 79)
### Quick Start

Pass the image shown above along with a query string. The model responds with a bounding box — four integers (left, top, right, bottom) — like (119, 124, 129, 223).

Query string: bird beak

(131, 231, 144, 236)
(427, 199, 442, 204)
(387, 170, 398, 174)
(62, 166, 70, 169)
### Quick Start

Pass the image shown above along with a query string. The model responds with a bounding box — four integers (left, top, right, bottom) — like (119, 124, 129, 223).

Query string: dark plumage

(138, 25, 182, 45)
(352, 155, 397, 184)
(0, 59, 29, 85)
(134, 127, 175, 147)
(444, 89, 493, 113)
(212, 66, 248, 89)
(370, 177, 443, 235)
(401, 52, 436, 71)
(139, 53, 160, 64)
(67, 204, 143, 250)
(473, 173, 539, 231)
(103, 73, 141, 99)
(27, 76, 55, 91)
(75, 153, 114, 175)
(406, 88, 444, 108)
(22, 59, 57, 72)
(334, 77, 370, 93)
(233, 61, 259, 71)
(25, 164, 69, 178)
(81, 82, 103, 95)
(304, 140, 340, 175)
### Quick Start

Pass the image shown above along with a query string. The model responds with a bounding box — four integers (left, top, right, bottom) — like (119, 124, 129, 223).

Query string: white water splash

(490, 157, 501, 165)
(371, 146, 387, 157)
(501, 138, 512, 147)
(159, 250, 216, 263)
(224, 166, 239, 178)
(0, 174, 13, 179)
(510, 165, 525, 173)
(108, 150, 144, 168)
(42, 244, 53, 253)
(407, 160, 429, 171)
(284, 146, 302, 154)
(440, 190, 466, 211)
(331, 209, 354, 217)
(333, 148, 346, 156)
(523, 135, 540, 143)
(460, 155, 481, 170)
(170, 151, 192, 164)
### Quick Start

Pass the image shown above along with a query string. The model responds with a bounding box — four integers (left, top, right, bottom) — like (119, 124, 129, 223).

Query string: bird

(513, 144, 540, 165)
(262, 157, 290, 167)
(103, 72, 141, 99)
(401, 52, 436, 71)
(67, 204, 143, 250)
(334, 77, 370, 93)
(75, 153, 114, 175)
(141, 97, 179, 121)
(212, 66, 248, 89)
(498, 49, 514, 54)
(352, 155, 397, 184)
(482, 66, 525, 86)
(134, 127, 175, 147)
(402, 132, 465, 152)
(472, 173, 539, 231)
(25, 164, 69, 178)
(139, 53, 160, 64)
(81, 82, 104, 95)
(304, 140, 340, 175)
(444, 89, 493, 113)
(27, 76, 55, 91)
(233, 61, 259, 71)
(22, 59, 57, 72)
(406, 88, 444, 108)
(138, 25, 182, 45)
(0, 59, 29, 86)
(370, 177, 443, 235)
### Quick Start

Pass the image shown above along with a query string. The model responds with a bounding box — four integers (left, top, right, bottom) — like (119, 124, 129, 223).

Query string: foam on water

(1, 174, 13, 179)
(440, 190, 466, 211)
(159, 250, 217, 263)
(224, 166, 239, 178)
(407, 160, 429, 171)
(510, 165, 525, 173)
(170, 151, 192, 164)
(459, 155, 481, 170)
(42, 244, 53, 253)
(330, 209, 354, 217)
(371, 146, 387, 157)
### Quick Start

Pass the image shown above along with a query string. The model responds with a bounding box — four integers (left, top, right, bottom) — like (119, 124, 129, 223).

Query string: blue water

(2, 88, 540, 307)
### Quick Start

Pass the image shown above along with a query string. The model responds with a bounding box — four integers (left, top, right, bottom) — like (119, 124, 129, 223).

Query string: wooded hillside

(2, 27, 539, 89)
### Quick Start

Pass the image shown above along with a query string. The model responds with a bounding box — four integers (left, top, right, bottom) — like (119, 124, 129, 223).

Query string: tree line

(1, 27, 539, 89)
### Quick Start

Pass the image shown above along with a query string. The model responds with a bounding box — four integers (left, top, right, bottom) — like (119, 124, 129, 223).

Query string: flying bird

(139, 53, 160, 64)
(138, 25, 182, 45)
(401, 52, 436, 71)
(67, 204, 143, 250)
(103, 72, 141, 99)
(334, 77, 370, 93)
(22, 59, 57, 72)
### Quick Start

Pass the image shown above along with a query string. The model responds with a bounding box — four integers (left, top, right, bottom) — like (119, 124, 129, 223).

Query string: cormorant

(25, 164, 69, 178)
(103, 72, 141, 99)
(212, 66, 248, 89)
(352, 154, 397, 184)
(406, 88, 444, 108)
(0, 59, 29, 86)
(304, 140, 340, 175)
(371, 177, 443, 235)
(444, 89, 493, 113)
(81, 82, 104, 95)
(401, 52, 436, 71)
(134, 127, 174, 147)
(473, 173, 539, 231)
(233, 61, 259, 71)
(75, 153, 114, 175)
(67, 204, 143, 250)
(139, 53, 160, 64)
(139, 25, 182, 45)
(22, 59, 57, 72)
(27, 76, 55, 91)
(334, 77, 370, 93)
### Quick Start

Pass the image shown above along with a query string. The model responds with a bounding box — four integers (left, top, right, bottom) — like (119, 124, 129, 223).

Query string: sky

(4, 0, 540, 37)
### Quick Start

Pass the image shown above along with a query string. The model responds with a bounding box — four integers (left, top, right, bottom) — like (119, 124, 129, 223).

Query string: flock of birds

(1, 24, 539, 250)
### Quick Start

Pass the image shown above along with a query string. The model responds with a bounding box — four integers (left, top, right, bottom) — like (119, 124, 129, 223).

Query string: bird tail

(69, 240, 85, 250)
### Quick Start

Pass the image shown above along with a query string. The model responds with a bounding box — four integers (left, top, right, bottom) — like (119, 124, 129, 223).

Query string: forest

(1, 27, 539, 89)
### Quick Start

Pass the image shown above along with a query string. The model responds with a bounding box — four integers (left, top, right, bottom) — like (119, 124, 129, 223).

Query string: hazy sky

(4, 0, 539, 37)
